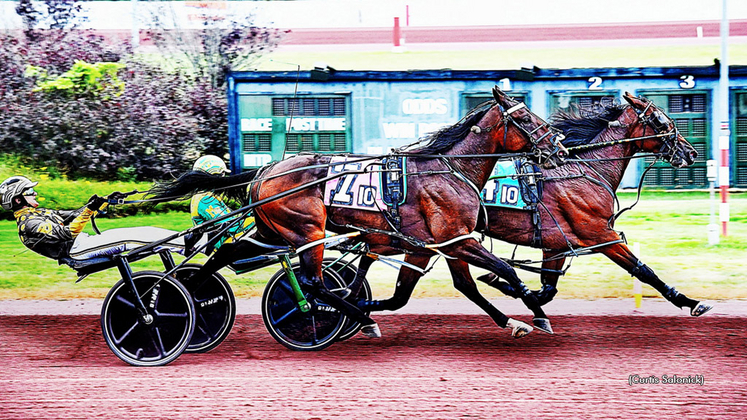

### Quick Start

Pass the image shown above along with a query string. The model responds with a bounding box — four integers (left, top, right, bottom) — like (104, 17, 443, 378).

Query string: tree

(143, 2, 284, 89)
(15, 0, 86, 41)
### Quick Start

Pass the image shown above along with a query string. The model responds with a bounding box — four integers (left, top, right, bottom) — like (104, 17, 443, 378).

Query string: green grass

(254, 44, 747, 71)
(0, 212, 277, 300)
(0, 155, 187, 220)
(1, 195, 745, 301)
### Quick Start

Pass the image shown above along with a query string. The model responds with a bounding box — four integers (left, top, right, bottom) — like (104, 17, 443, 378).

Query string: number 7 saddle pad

(323, 156, 407, 211)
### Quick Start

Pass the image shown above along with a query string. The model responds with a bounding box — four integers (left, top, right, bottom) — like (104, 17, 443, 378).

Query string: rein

(562, 131, 675, 153)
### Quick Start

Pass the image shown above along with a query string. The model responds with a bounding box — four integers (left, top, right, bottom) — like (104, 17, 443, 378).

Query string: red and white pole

(718, 0, 730, 237)
(393, 17, 401, 48)
(719, 126, 730, 237)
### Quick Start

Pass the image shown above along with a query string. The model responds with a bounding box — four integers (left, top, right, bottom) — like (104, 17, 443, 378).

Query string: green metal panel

(237, 93, 352, 168)
(461, 92, 527, 115)
(731, 91, 747, 187)
(547, 91, 617, 114)
(640, 91, 709, 188)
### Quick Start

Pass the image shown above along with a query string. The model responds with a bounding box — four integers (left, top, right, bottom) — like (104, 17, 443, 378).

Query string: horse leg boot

(447, 240, 554, 334)
(630, 260, 712, 316)
(357, 255, 430, 312)
(447, 260, 533, 338)
(477, 271, 558, 306)
(602, 243, 712, 316)
(502, 266, 554, 334)
(303, 276, 381, 336)
(298, 250, 381, 338)
(533, 252, 564, 306)
(344, 255, 375, 302)
(475, 272, 522, 298)
(476, 254, 562, 306)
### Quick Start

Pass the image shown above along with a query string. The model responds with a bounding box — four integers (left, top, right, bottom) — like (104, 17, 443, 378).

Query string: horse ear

(492, 86, 504, 102)
(623, 91, 644, 108)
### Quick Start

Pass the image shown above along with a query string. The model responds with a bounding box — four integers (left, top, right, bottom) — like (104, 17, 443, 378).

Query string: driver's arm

(66, 199, 109, 237)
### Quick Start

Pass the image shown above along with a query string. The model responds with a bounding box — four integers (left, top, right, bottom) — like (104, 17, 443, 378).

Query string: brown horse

(150, 87, 566, 338)
(477, 92, 712, 317)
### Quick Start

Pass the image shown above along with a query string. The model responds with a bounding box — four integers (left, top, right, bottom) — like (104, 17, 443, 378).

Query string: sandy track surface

(1, 312, 745, 419)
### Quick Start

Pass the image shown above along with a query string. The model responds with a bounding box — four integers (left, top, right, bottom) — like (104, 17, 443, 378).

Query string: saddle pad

(481, 159, 541, 210)
(324, 157, 386, 211)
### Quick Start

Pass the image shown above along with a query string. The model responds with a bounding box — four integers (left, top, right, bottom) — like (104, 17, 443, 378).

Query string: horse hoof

(533, 318, 554, 334)
(361, 323, 382, 338)
(690, 303, 713, 317)
(506, 318, 533, 339)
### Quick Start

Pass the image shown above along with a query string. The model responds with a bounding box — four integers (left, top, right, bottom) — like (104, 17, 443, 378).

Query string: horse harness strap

(521, 162, 544, 249)
(341, 224, 427, 249)
(379, 156, 407, 246)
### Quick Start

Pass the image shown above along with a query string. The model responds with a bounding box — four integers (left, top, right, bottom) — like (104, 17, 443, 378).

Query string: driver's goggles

(22, 188, 37, 197)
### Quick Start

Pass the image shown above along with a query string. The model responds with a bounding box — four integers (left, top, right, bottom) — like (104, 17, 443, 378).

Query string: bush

(1, 0, 280, 181)
(0, 31, 225, 180)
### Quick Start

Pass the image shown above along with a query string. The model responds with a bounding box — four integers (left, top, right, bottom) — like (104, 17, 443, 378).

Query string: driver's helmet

(193, 155, 229, 175)
(0, 176, 38, 211)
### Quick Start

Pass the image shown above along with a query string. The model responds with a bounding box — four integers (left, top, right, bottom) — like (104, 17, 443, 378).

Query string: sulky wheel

(321, 258, 372, 341)
(101, 271, 195, 367)
(174, 264, 236, 354)
(262, 262, 347, 351)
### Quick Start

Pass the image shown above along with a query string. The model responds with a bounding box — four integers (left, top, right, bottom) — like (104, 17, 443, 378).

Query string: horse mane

(400, 100, 495, 155)
(550, 103, 627, 153)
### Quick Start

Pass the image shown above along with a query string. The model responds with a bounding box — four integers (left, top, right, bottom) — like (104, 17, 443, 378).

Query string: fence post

(393, 17, 405, 52)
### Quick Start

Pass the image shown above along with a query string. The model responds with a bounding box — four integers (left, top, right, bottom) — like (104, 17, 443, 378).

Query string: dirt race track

(1, 313, 745, 420)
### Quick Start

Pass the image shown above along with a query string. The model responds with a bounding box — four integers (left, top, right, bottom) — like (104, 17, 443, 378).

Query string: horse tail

(146, 169, 259, 205)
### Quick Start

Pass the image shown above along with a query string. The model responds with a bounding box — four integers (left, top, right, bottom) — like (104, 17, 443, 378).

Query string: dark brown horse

(150, 87, 566, 338)
(477, 92, 712, 317)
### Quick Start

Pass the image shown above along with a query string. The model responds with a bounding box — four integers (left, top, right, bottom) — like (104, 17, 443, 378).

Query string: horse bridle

(635, 101, 680, 162)
(566, 99, 681, 163)
(471, 101, 568, 164)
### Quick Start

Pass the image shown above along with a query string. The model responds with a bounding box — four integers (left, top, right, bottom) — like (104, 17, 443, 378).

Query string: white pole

(707, 159, 719, 245)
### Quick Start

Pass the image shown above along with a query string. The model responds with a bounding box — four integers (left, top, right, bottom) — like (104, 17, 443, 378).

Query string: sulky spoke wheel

(101, 271, 195, 367)
(321, 258, 372, 341)
(174, 264, 236, 354)
(262, 262, 347, 351)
